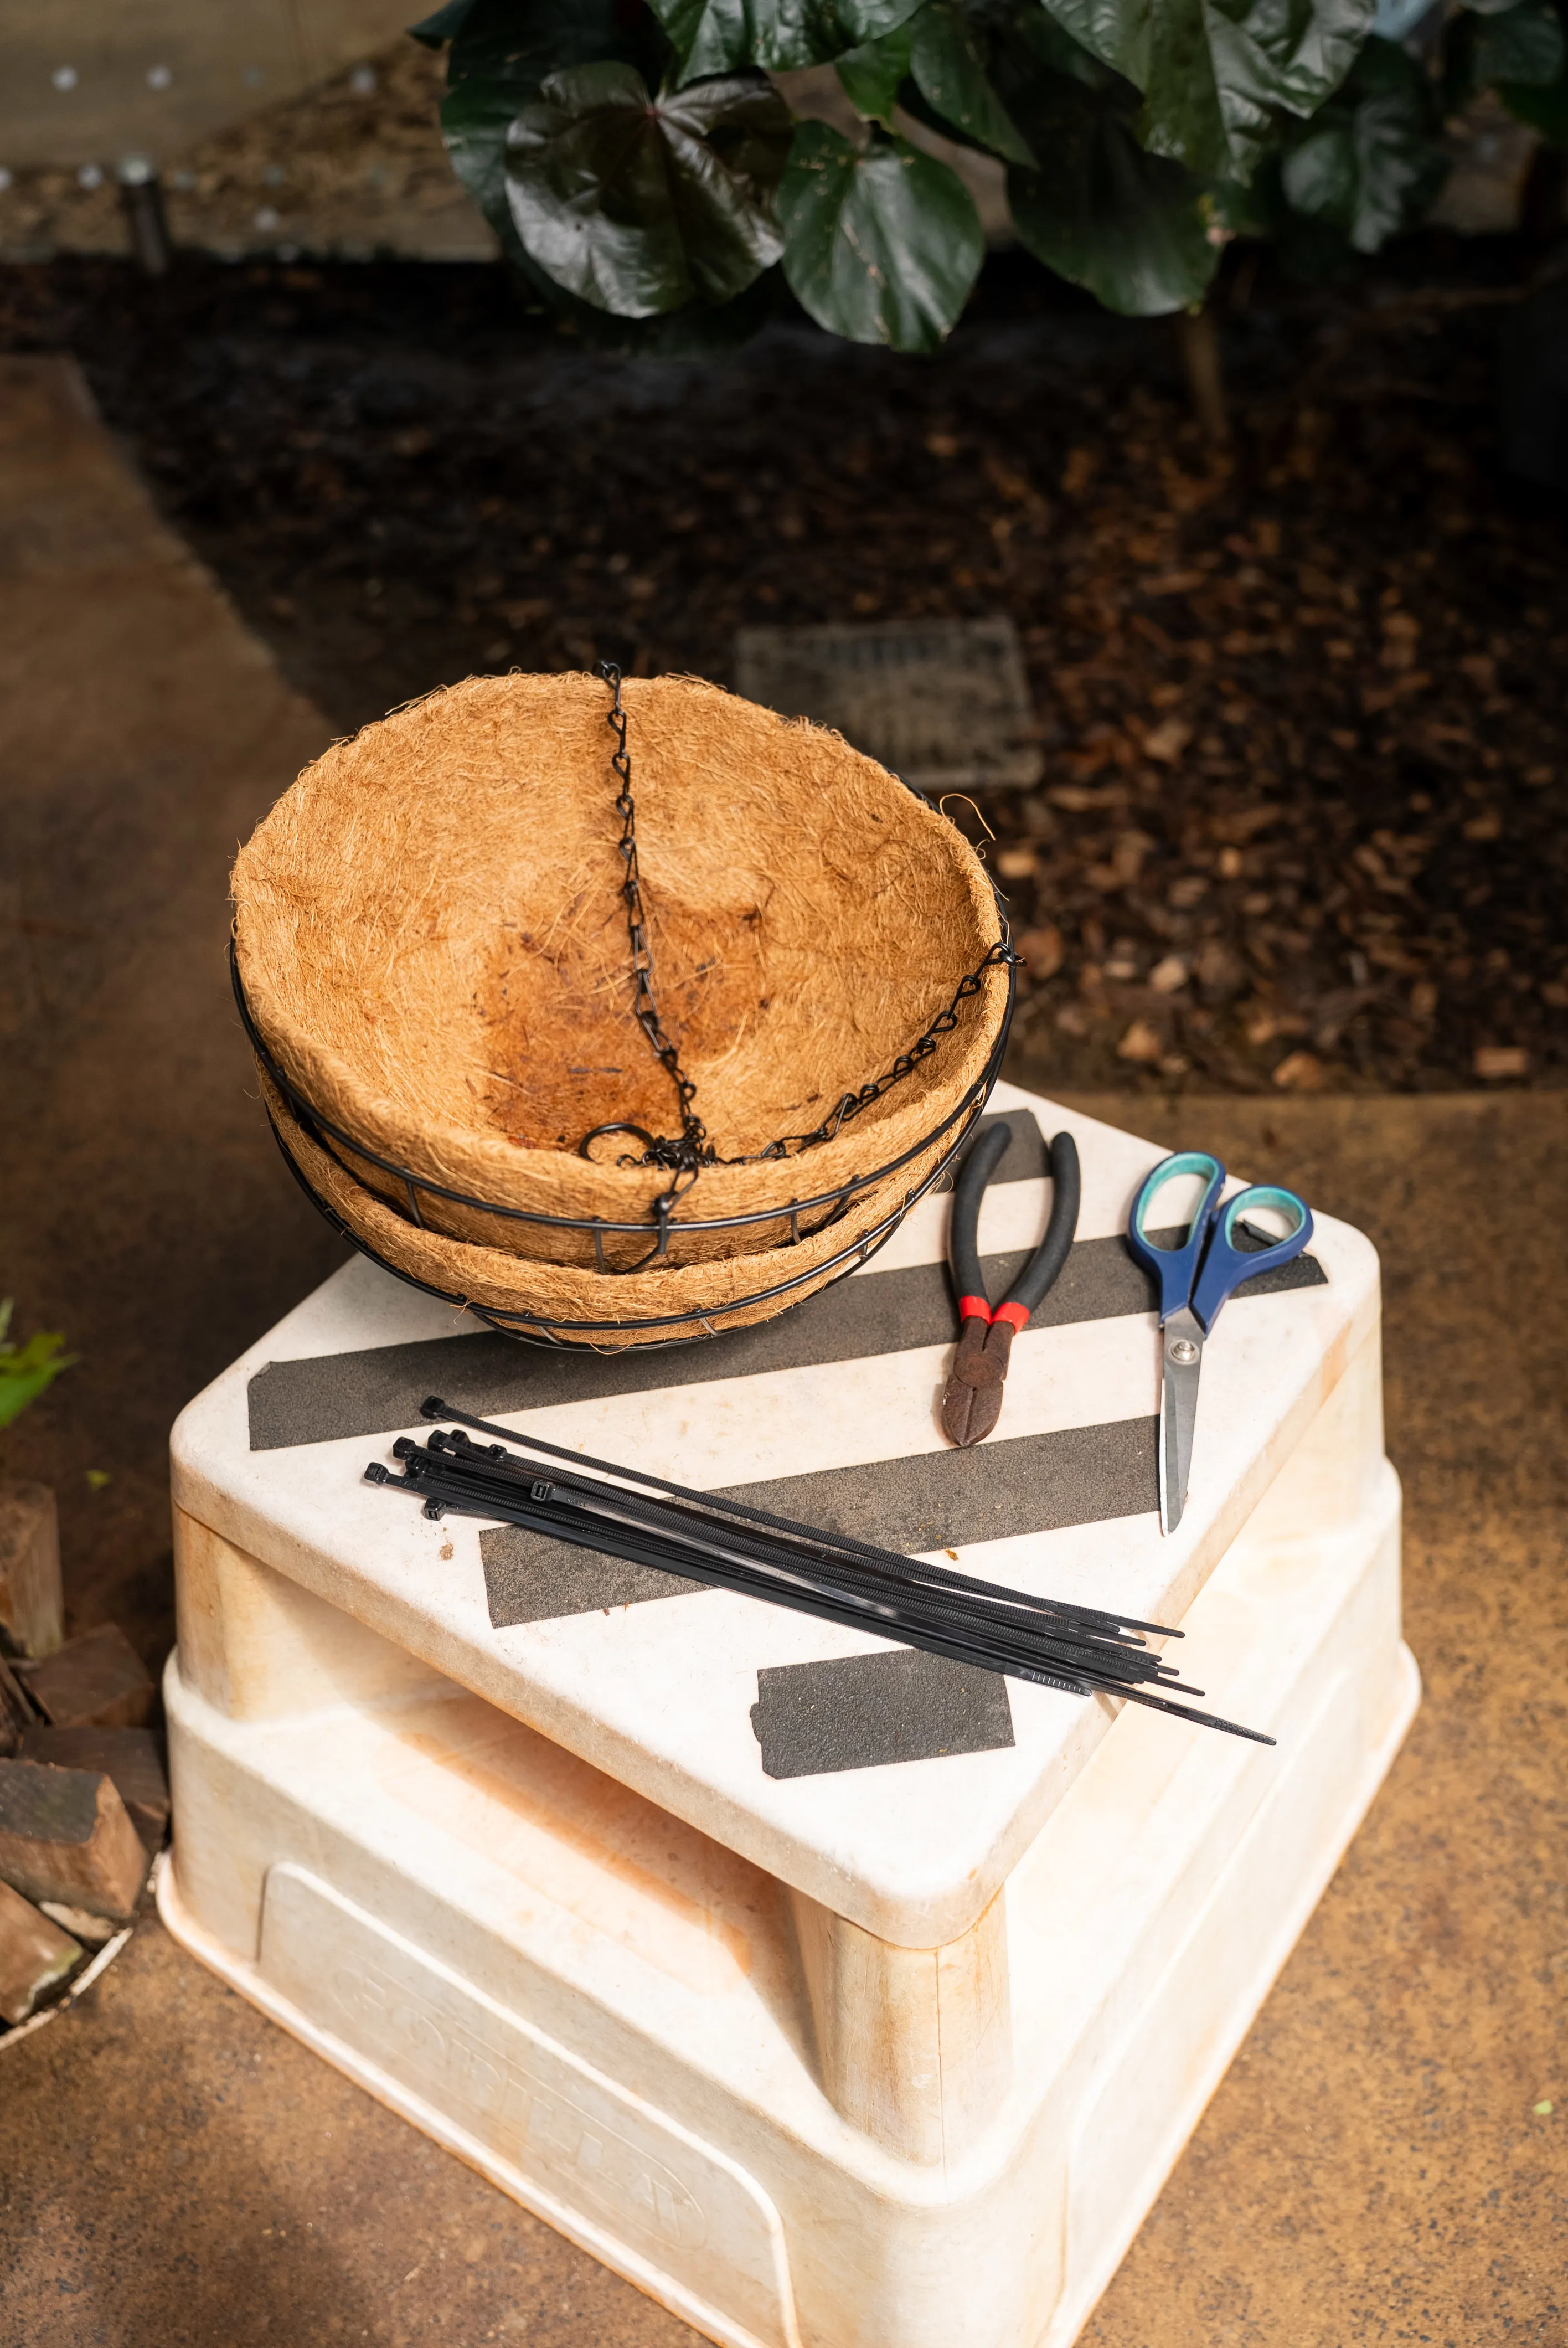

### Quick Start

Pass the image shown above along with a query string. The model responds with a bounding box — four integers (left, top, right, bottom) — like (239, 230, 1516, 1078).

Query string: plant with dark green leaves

(1218, 34, 1451, 270)
(412, 0, 1568, 352)
(504, 62, 792, 313)
(1446, 0, 1568, 142)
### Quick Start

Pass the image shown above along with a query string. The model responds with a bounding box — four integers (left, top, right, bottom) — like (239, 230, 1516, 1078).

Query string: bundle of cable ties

(367, 1402, 1273, 1746)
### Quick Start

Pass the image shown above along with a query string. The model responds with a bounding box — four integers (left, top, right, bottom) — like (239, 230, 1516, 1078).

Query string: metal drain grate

(734, 617, 1041, 792)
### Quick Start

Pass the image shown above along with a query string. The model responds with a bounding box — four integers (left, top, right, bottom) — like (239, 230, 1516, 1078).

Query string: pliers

(940, 1123, 1081, 1448)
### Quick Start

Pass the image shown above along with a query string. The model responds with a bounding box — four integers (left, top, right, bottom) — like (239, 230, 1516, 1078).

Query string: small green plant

(0, 1299, 77, 1433)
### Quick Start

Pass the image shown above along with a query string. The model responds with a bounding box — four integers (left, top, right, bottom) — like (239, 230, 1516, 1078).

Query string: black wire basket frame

(234, 943, 1017, 1348)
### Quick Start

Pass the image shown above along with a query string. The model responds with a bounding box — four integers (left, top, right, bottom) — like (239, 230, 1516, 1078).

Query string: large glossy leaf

(907, 1, 1036, 159)
(652, 0, 925, 79)
(503, 61, 790, 315)
(436, 0, 667, 225)
(1471, 0, 1568, 130)
(1008, 72, 1217, 311)
(837, 4, 1027, 148)
(1278, 35, 1447, 250)
(836, 22, 916, 121)
(1475, 0, 1566, 80)
(441, 73, 526, 226)
(1446, 0, 1565, 114)
(436, 11, 776, 351)
(1039, 0, 1376, 179)
(453, 104, 783, 351)
(777, 118, 983, 347)
(891, 6, 1076, 155)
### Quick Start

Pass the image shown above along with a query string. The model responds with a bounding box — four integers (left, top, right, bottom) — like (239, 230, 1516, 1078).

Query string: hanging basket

(260, 1065, 999, 1347)
(232, 670, 1012, 1336)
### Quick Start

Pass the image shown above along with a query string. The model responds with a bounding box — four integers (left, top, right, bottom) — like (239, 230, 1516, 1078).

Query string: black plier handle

(941, 1123, 1081, 1448)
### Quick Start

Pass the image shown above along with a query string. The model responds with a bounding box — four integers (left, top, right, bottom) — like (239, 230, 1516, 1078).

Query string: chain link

(745, 937, 1018, 1160)
(599, 660, 710, 1173)
(581, 660, 1017, 1179)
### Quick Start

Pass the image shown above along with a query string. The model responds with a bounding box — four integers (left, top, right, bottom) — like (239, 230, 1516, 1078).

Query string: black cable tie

(367, 1417, 1268, 1743)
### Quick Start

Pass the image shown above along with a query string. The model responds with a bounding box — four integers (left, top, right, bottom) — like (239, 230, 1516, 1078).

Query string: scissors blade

(1158, 1306, 1204, 1536)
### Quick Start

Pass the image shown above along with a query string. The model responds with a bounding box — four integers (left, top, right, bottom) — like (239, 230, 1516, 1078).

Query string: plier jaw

(939, 1122, 1081, 1450)
(941, 1304, 1018, 1448)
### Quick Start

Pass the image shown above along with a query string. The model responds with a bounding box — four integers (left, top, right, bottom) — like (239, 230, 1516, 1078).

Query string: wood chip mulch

(2, 241, 1564, 1094)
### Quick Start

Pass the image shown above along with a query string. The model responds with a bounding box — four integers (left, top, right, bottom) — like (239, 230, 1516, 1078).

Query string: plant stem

(1178, 304, 1229, 445)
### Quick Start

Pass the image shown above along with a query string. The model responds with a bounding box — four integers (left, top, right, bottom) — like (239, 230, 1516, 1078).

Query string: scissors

(941, 1122, 1080, 1447)
(1126, 1152, 1314, 1536)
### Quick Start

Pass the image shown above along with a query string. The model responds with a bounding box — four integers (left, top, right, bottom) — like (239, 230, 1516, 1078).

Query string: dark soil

(3, 241, 1565, 1096)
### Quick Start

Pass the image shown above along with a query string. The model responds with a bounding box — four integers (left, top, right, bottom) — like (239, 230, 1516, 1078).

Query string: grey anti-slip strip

(249, 1107, 1041, 1451)
(480, 1537, 704, 1625)
(750, 1649, 1016, 1780)
(246, 1146, 1325, 1454)
(479, 1421, 1147, 1780)
(479, 1415, 1158, 1629)
(249, 1244, 1321, 1450)
(241, 1105, 1324, 1781)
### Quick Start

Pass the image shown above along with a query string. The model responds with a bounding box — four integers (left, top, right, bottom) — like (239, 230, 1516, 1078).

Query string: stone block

(19, 1724, 169, 1852)
(15, 1623, 155, 1729)
(0, 1759, 149, 1923)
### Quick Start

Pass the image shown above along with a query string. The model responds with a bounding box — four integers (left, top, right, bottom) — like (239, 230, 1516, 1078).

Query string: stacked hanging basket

(231, 670, 1014, 1347)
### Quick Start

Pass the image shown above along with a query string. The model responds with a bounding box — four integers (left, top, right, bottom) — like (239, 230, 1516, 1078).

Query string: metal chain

(597, 659, 711, 1173)
(745, 938, 1018, 1161)
(580, 661, 1018, 1177)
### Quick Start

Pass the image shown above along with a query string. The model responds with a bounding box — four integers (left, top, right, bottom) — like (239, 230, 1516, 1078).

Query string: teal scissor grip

(1190, 1185, 1313, 1333)
(1125, 1151, 1226, 1323)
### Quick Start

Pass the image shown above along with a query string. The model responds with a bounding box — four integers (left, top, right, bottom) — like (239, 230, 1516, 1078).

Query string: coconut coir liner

(264, 1074, 960, 1345)
(234, 671, 1005, 1270)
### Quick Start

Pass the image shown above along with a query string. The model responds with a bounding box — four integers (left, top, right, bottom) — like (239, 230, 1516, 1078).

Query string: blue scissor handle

(1189, 1184, 1313, 1332)
(1125, 1152, 1227, 1323)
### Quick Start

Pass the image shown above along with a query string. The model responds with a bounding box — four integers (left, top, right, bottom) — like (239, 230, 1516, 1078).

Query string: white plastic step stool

(161, 1082, 1417, 2348)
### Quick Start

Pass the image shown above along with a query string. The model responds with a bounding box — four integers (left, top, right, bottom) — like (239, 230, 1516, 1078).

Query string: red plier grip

(941, 1122, 1081, 1448)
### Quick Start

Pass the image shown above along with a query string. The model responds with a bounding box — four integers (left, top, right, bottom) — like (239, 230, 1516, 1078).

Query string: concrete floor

(1, 357, 1562, 2347)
